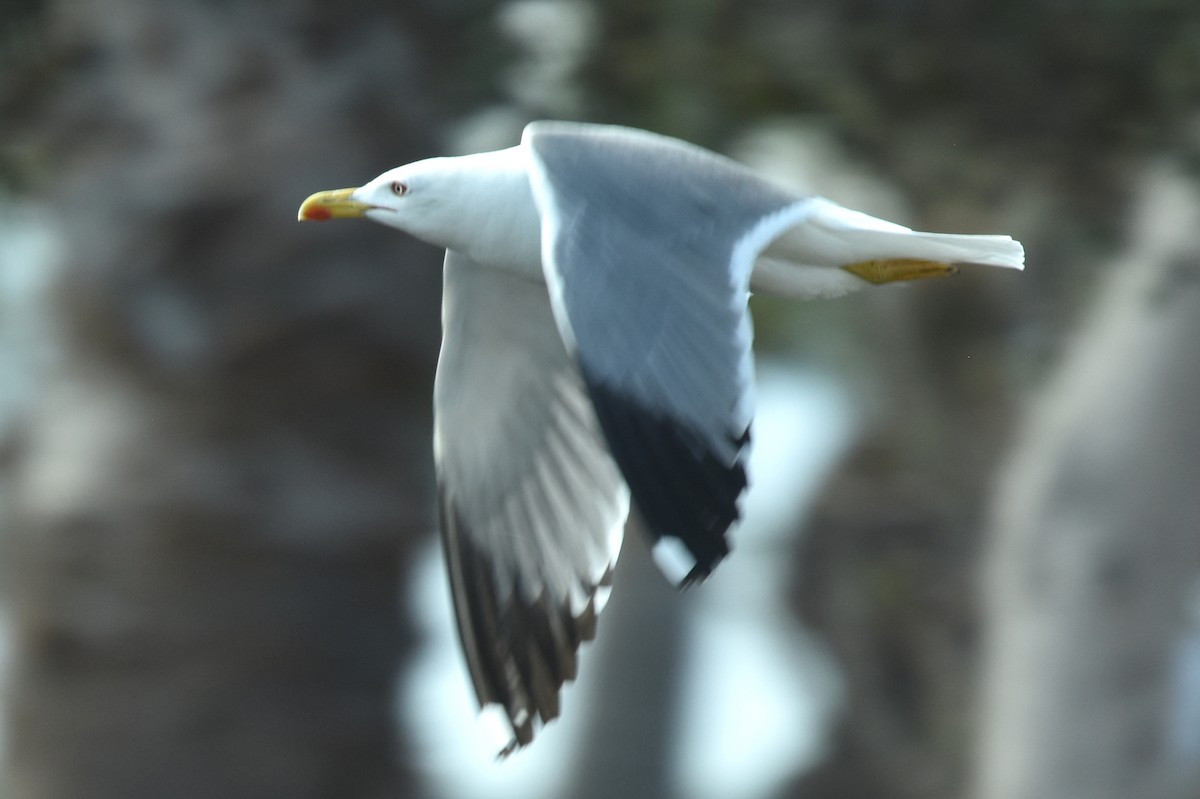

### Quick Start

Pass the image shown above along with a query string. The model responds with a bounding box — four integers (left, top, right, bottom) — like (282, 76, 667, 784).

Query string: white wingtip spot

(568, 582, 589, 618)
(593, 582, 614, 615)
(652, 537, 698, 586)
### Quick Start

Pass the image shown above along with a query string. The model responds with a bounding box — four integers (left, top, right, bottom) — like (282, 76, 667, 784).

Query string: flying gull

(297, 121, 1024, 754)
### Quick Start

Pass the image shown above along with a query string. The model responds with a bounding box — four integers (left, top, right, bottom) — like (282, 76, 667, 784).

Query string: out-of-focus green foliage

(589, 2, 1200, 189)
(0, 0, 41, 35)
(0, 0, 514, 193)
(0, 0, 49, 191)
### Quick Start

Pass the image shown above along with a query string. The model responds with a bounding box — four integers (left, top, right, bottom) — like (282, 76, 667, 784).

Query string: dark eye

(390, 181, 408, 196)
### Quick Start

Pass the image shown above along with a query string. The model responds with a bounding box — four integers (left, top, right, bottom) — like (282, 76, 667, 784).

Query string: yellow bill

(297, 188, 371, 221)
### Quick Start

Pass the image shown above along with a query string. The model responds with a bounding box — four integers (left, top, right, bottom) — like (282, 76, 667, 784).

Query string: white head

(297, 147, 539, 268)
(297, 157, 466, 250)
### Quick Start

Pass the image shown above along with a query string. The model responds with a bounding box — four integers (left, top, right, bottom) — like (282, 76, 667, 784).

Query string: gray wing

(434, 250, 629, 753)
(524, 121, 804, 585)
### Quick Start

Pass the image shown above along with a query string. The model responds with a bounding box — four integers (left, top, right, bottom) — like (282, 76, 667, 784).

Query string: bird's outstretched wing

(525, 121, 806, 585)
(434, 250, 629, 753)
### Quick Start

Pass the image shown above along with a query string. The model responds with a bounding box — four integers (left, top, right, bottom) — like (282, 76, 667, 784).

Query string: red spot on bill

(303, 206, 332, 221)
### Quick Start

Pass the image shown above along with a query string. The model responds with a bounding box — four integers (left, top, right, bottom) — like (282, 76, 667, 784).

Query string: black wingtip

(440, 493, 616, 752)
(681, 560, 718, 588)
(586, 382, 747, 582)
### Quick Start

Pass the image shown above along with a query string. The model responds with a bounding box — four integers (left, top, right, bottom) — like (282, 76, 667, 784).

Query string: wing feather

(524, 122, 802, 581)
(435, 251, 629, 753)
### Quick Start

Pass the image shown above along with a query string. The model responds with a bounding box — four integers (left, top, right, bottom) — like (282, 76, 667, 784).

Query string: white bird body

(349, 126, 1022, 296)
(297, 121, 1024, 754)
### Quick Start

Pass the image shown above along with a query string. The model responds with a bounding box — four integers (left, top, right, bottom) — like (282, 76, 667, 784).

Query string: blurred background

(2, 1, 1200, 797)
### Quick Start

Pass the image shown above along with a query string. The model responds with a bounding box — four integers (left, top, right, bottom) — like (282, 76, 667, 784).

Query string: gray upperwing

(523, 121, 804, 583)
(434, 250, 629, 753)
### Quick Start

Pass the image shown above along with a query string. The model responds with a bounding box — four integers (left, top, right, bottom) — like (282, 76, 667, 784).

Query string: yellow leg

(841, 258, 960, 285)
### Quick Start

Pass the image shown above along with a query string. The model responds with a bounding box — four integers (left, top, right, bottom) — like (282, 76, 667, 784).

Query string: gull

(297, 121, 1024, 754)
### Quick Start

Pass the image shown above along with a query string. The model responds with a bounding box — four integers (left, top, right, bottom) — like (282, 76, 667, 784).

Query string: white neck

(429, 148, 544, 278)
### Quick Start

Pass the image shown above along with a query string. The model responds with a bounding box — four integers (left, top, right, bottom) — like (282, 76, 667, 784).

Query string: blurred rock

(976, 163, 1200, 799)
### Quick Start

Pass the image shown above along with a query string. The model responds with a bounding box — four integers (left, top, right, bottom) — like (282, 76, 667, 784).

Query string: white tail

(753, 198, 1024, 298)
